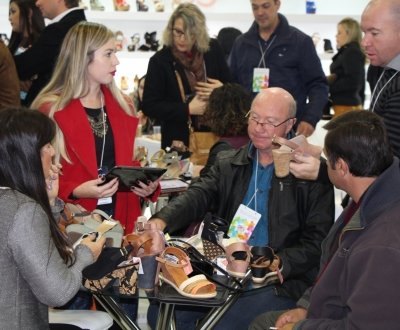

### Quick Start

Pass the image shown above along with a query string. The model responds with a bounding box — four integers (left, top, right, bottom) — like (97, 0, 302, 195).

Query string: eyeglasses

(246, 110, 294, 129)
(172, 28, 186, 39)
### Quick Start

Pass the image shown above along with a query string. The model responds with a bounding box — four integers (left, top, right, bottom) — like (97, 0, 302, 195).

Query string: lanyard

(246, 150, 260, 212)
(257, 35, 277, 68)
(98, 93, 106, 173)
(370, 69, 399, 112)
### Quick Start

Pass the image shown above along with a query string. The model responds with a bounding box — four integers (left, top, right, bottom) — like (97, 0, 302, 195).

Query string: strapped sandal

(156, 246, 217, 299)
(272, 134, 322, 158)
(250, 246, 277, 284)
(124, 225, 165, 290)
(225, 242, 251, 278)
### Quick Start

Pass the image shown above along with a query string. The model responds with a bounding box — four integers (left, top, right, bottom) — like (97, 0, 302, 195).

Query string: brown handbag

(189, 130, 219, 166)
(175, 70, 218, 166)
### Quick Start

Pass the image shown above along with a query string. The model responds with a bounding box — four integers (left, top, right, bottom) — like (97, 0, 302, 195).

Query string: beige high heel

(114, 0, 130, 11)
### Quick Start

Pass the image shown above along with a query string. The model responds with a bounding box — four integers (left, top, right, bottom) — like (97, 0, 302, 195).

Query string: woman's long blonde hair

(32, 21, 133, 162)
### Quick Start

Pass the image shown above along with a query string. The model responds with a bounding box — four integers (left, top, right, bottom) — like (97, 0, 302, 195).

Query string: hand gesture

(275, 308, 307, 328)
(131, 178, 160, 198)
(296, 121, 315, 137)
(72, 177, 119, 200)
(195, 78, 223, 100)
(81, 234, 106, 261)
(46, 163, 63, 206)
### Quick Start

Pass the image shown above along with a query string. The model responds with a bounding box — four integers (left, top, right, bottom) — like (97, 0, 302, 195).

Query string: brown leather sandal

(156, 246, 217, 299)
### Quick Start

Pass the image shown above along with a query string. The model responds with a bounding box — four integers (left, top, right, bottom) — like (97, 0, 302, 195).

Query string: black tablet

(105, 166, 167, 192)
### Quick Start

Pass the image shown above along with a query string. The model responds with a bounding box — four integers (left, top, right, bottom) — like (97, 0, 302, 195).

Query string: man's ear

(285, 118, 296, 135)
(336, 158, 349, 176)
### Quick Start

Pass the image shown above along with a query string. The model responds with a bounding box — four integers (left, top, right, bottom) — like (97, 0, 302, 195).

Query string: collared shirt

(49, 7, 81, 24)
(386, 53, 400, 71)
(242, 144, 274, 246)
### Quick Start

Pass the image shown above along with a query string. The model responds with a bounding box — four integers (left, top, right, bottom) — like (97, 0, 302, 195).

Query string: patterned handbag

(200, 213, 228, 260)
(82, 245, 138, 295)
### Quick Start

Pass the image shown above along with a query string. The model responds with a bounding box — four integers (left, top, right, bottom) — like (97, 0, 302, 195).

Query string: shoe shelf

(86, 11, 359, 25)
(117, 51, 154, 59)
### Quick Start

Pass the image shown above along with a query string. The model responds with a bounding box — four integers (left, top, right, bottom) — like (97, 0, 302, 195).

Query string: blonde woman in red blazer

(33, 22, 160, 234)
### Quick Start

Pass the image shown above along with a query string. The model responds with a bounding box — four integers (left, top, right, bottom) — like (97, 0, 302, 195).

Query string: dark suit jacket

(14, 9, 86, 106)
(0, 40, 20, 108)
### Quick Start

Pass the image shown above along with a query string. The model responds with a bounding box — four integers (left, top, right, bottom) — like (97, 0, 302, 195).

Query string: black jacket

(154, 144, 334, 299)
(229, 14, 328, 128)
(13, 9, 86, 106)
(142, 39, 232, 149)
(329, 42, 366, 106)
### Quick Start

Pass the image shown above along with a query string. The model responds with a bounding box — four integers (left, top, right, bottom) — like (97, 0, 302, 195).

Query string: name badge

(97, 197, 112, 205)
(227, 204, 261, 242)
(253, 68, 270, 93)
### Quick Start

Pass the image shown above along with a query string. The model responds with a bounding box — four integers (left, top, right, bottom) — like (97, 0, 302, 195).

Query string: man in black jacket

(149, 87, 334, 329)
(13, 0, 86, 106)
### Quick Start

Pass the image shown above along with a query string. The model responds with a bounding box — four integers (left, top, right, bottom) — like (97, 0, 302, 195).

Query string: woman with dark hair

(8, 0, 45, 104)
(200, 83, 251, 176)
(142, 3, 231, 150)
(0, 108, 104, 329)
(8, 0, 45, 55)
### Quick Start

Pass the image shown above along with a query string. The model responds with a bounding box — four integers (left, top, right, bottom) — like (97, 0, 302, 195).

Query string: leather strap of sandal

(167, 239, 243, 292)
(272, 135, 299, 151)
(225, 242, 251, 262)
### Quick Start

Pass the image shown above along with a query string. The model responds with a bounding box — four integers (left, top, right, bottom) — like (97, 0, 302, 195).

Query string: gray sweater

(0, 188, 94, 329)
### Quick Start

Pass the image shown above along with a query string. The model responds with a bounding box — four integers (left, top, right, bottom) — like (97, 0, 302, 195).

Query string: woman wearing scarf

(142, 3, 232, 150)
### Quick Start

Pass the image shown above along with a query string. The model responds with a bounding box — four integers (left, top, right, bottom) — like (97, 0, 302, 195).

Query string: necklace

(86, 95, 108, 138)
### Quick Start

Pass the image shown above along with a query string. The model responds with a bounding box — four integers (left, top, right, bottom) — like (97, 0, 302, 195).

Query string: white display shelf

(86, 11, 360, 24)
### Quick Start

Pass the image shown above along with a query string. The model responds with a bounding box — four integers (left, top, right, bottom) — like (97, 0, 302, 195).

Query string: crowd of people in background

(1, 0, 400, 329)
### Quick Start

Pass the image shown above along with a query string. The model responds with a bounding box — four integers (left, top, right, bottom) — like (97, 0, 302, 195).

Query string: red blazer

(42, 86, 158, 233)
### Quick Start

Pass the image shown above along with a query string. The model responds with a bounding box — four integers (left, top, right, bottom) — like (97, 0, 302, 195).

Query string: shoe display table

(92, 269, 275, 330)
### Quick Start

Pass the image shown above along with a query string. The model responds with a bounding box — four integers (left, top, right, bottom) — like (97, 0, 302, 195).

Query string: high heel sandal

(250, 246, 276, 284)
(156, 246, 217, 298)
(127, 34, 140, 52)
(124, 222, 165, 289)
(272, 134, 322, 158)
(90, 0, 104, 10)
(153, 0, 164, 12)
(114, 0, 130, 11)
(225, 242, 251, 278)
(136, 0, 148, 11)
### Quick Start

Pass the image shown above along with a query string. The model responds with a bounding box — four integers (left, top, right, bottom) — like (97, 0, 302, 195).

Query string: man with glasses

(149, 87, 334, 329)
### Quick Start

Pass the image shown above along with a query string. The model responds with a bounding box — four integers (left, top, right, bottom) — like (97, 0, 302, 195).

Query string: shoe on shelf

(114, 0, 130, 11)
(90, 0, 104, 11)
(120, 76, 129, 91)
(156, 246, 217, 298)
(324, 39, 334, 53)
(137, 0, 149, 11)
(127, 34, 140, 52)
(153, 0, 164, 12)
(138, 31, 159, 51)
(79, 0, 88, 9)
(115, 31, 126, 51)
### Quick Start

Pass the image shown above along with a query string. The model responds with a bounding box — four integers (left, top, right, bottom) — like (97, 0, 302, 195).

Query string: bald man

(362, 0, 400, 158)
(148, 87, 334, 330)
